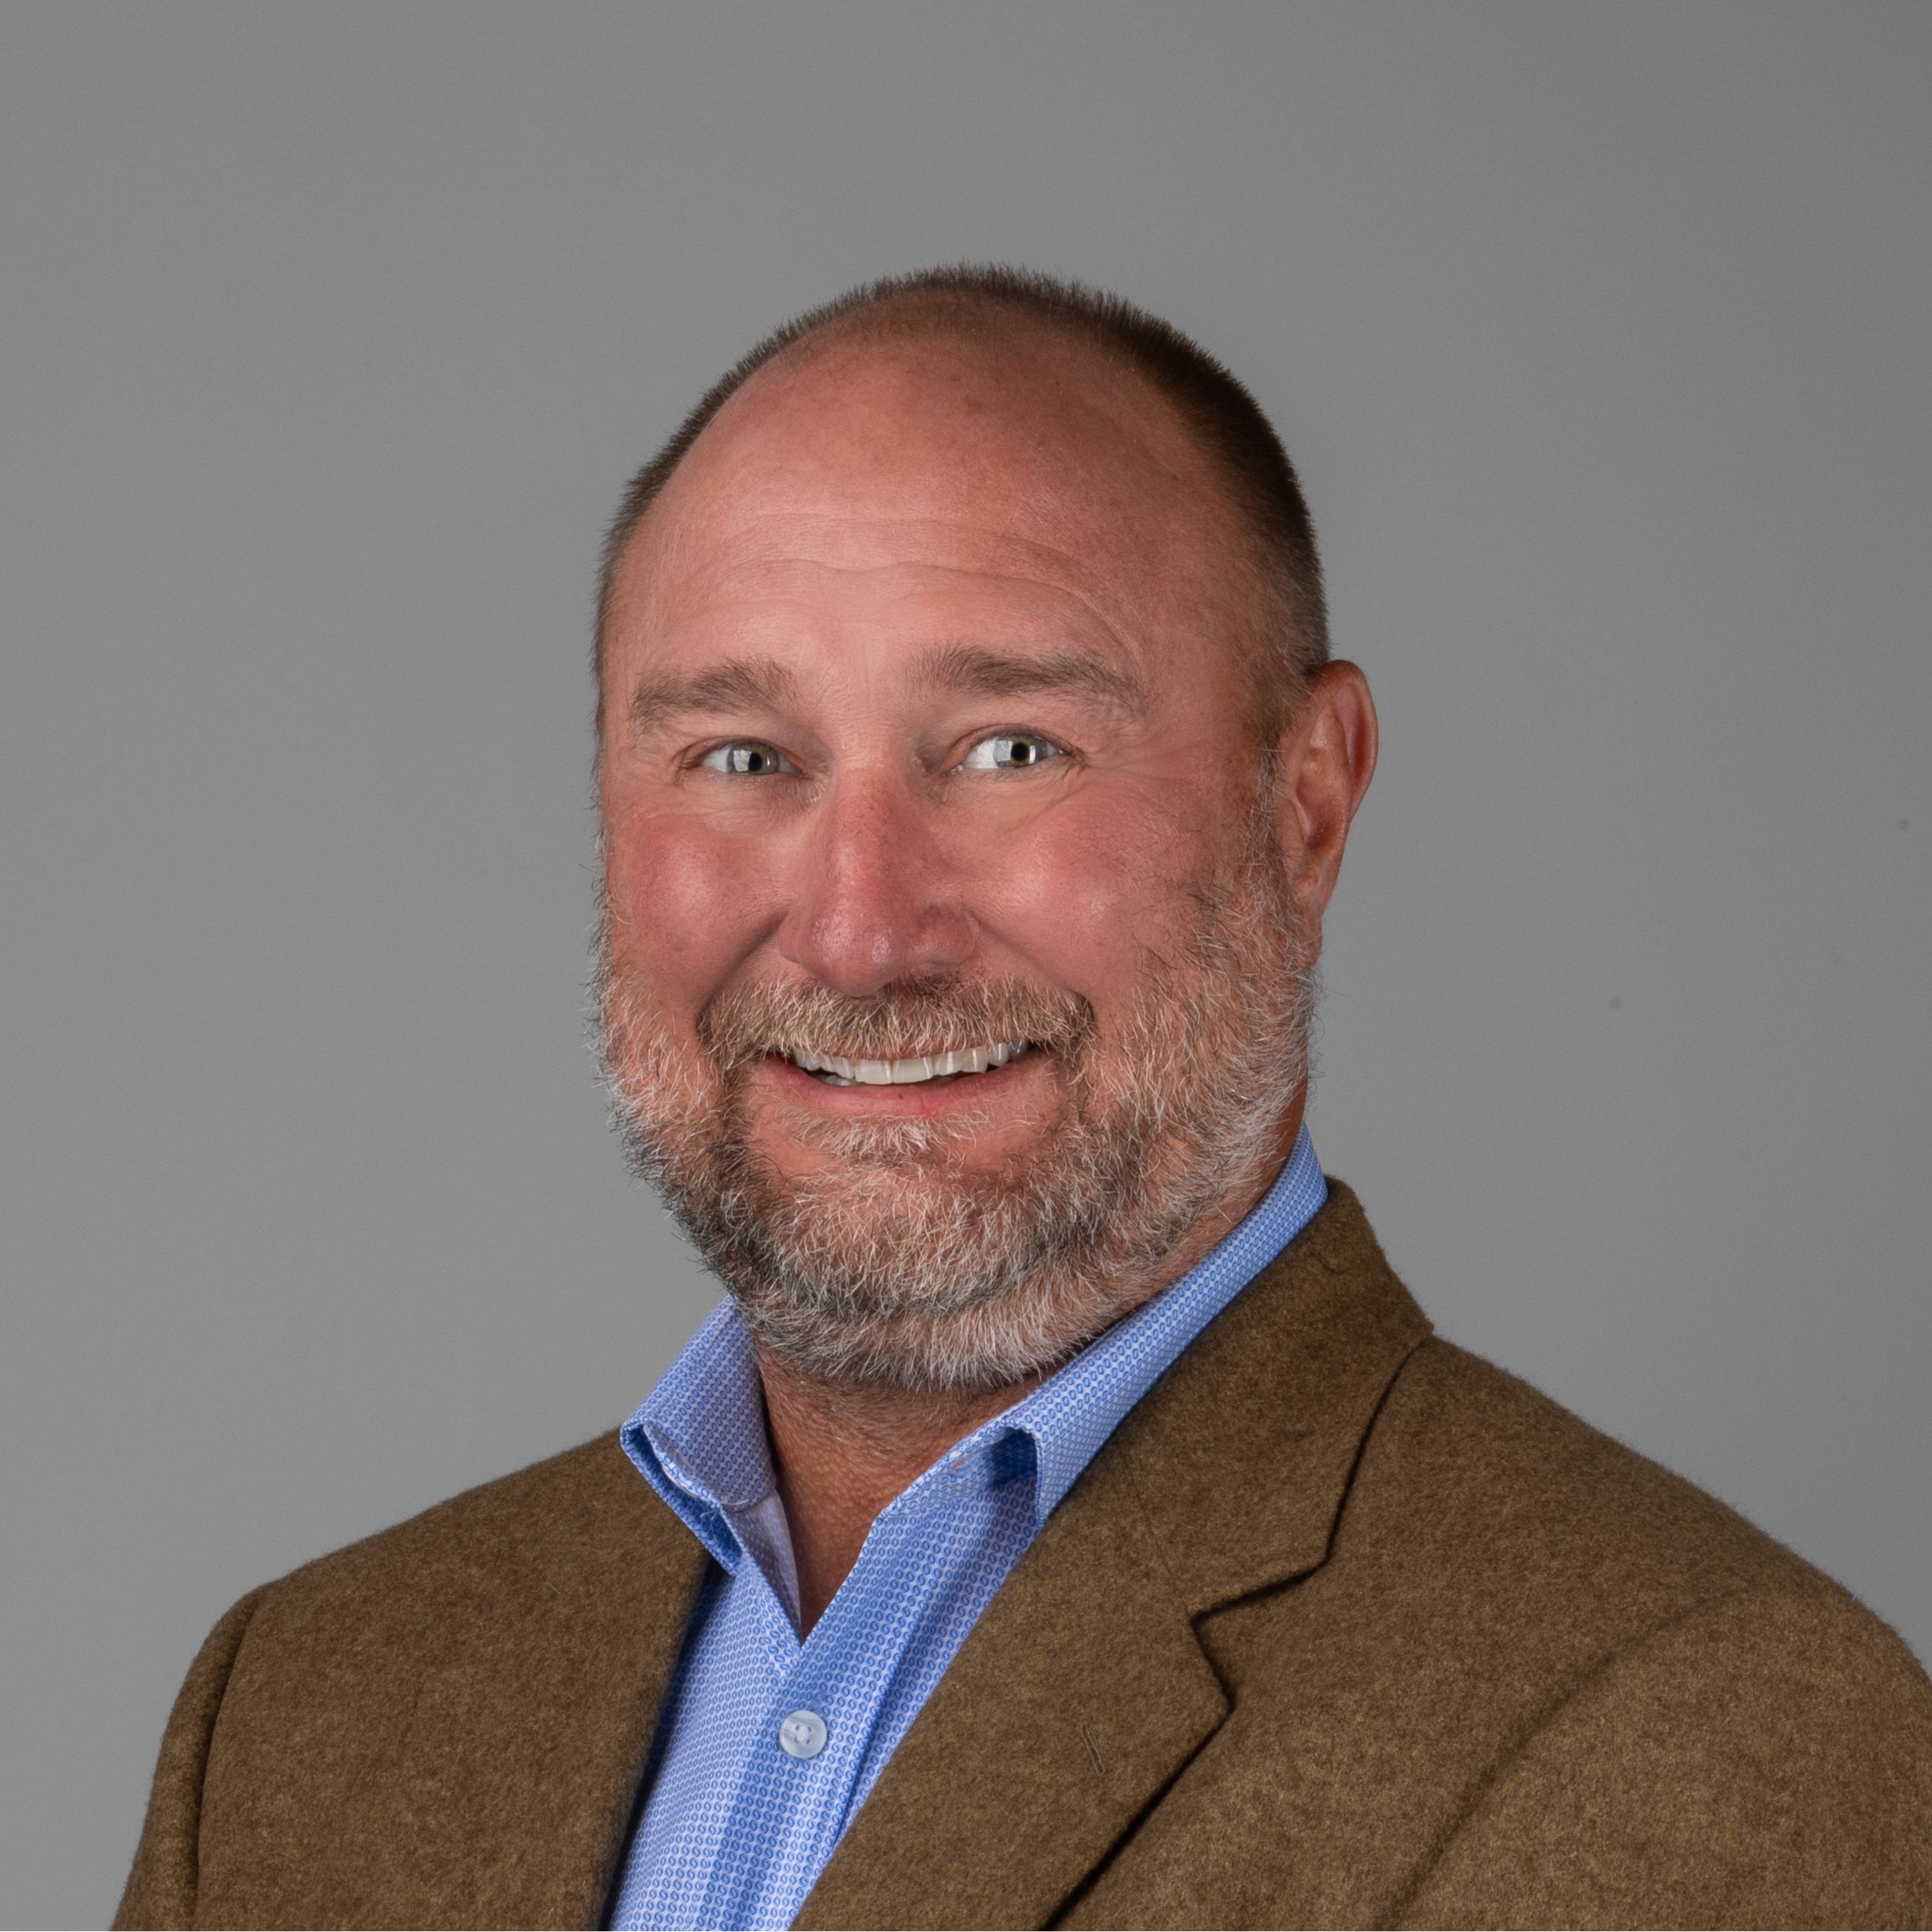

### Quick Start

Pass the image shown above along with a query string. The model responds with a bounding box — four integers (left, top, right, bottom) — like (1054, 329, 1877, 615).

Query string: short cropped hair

(596, 265, 1328, 734)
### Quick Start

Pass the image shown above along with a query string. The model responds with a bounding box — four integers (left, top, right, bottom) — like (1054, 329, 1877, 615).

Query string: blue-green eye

(700, 742, 798, 776)
(959, 733, 1067, 772)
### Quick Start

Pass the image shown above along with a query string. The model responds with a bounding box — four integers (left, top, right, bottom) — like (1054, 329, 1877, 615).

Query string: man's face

(598, 324, 1318, 1389)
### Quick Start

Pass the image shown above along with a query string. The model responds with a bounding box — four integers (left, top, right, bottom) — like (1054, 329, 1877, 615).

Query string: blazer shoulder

(1164, 1318, 1931, 1927)
(216, 1428, 703, 1736)
(264, 1428, 684, 1615)
(119, 1432, 708, 1930)
(1398, 1580, 1932, 1925)
(1364, 1334, 1837, 1607)
(115, 1588, 269, 1930)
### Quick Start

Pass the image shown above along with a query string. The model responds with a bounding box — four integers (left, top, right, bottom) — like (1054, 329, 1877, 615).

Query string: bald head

(596, 267, 1327, 739)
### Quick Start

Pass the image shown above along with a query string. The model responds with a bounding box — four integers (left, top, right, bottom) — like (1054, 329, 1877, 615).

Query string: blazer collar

(1115, 1178, 1434, 1618)
(794, 1181, 1430, 1930)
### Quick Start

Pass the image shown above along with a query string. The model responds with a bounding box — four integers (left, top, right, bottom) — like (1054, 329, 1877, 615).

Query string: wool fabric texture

(115, 1183, 1932, 1929)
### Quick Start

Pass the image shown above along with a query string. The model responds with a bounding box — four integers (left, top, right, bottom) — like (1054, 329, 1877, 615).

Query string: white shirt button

(777, 1708, 828, 1759)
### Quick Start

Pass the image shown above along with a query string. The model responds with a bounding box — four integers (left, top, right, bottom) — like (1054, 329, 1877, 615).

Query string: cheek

(962, 790, 1214, 996)
(603, 810, 774, 1007)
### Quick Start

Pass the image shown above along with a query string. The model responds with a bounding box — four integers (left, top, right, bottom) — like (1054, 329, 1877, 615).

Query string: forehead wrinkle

(634, 531, 1167, 660)
(643, 509, 1154, 609)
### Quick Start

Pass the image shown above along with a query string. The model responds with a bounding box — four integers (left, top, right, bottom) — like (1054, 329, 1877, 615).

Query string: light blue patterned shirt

(609, 1126, 1327, 1931)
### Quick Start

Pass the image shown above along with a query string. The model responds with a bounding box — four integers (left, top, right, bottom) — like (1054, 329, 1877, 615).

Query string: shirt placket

(700, 1449, 1017, 1929)
(698, 1526, 893, 1927)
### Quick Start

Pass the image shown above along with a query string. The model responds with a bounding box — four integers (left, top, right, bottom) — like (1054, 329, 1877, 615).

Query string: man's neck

(756, 1108, 1304, 1634)
(758, 1352, 1042, 1634)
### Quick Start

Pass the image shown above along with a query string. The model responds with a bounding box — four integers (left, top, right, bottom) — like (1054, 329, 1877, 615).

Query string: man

(118, 268, 1932, 1930)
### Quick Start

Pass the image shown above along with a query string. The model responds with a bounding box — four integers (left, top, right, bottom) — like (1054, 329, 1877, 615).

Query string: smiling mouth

(784, 1041, 1032, 1087)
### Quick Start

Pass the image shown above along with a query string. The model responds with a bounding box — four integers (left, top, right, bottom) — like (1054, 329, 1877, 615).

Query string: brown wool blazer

(118, 1183, 1932, 1930)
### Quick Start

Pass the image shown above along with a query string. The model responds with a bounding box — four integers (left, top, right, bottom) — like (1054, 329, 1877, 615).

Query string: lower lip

(762, 1051, 1048, 1114)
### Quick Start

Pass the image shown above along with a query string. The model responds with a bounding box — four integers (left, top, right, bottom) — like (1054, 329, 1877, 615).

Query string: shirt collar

(621, 1125, 1327, 1556)
(958, 1123, 1326, 1521)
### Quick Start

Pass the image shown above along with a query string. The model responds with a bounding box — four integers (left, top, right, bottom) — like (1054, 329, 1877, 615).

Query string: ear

(1270, 661, 1378, 923)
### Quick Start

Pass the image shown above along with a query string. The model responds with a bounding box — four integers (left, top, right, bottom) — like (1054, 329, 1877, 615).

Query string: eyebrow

(914, 643, 1149, 714)
(628, 657, 800, 733)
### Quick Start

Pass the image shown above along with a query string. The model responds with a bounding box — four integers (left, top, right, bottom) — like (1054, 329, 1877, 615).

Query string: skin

(600, 317, 1377, 1631)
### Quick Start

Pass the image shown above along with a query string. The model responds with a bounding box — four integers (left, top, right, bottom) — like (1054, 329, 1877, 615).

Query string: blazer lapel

(795, 1181, 1431, 1931)
(399, 1441, 714, 1930)
(793, 1429, 1229, 1931)
(1117, 1180, 1434, 1622)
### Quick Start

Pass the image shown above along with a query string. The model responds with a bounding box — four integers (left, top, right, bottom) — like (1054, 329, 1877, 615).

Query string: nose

(777, 768, 977, 994)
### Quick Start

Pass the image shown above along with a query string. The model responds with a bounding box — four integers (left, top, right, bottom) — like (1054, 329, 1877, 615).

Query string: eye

(698, 741, 799, 776)
(958, 733, 1067, 772)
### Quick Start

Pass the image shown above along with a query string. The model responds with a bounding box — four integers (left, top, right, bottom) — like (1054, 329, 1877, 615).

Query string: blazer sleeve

(1396, 1584, 1932, 1929)
(114, 1589, 269, 1932)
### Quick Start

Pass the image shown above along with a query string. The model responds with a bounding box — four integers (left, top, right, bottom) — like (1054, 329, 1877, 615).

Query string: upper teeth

(789, 1041, 1029, 1086)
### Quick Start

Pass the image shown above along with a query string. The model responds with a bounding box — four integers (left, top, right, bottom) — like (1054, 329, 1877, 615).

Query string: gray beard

(596, 834, 1316, 1394)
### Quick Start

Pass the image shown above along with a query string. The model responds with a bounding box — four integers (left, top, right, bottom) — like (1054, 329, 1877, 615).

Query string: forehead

(605, 320, 1263, 689)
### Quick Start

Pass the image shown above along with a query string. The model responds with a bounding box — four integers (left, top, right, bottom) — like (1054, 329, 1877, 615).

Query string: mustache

(696, 975, 1095, 1071)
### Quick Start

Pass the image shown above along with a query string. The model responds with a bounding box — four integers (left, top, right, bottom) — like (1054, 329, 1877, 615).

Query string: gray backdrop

(3, 4, 1926, 1924)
